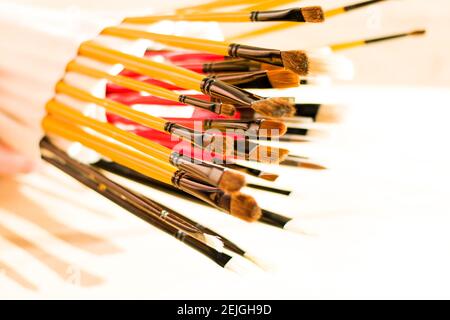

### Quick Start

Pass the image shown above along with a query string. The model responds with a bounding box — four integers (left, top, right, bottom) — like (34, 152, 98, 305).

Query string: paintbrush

(100, 28, 351, 79)
(40, 138, 256, 272)
(228, 0, 389, 41)
(43, 116, 263, 223)
(123, 6, 324, 24)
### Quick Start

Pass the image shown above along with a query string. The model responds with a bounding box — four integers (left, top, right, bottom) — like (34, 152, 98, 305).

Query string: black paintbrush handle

(94, 160, 246, 256)
(42, 154, 232, 268)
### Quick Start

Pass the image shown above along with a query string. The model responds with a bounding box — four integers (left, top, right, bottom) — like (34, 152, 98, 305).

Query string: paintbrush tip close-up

(219, 170, 246, 193)
(230, 192, 262, 222)
(251, 97, 296, 118)
(266, 69, 300, 89)
(301, 6, 326, 23)
(259, 119, 287, 137)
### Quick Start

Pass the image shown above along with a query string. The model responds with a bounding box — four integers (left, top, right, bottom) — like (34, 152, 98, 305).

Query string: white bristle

(283, 218, 315, 235)
(203, 234, 225, 252)
(307, 50, 355, 80)
(224, 257, 259, 275)
(244, 253, 275, 272)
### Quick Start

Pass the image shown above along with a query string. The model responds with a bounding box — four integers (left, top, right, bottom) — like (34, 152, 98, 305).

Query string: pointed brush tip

(258, 172, 279, 182)
(410, 29, 426, 36)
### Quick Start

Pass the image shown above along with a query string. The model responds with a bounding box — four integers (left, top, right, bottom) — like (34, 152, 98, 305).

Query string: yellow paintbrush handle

(79, 41, 206, 91)
(46, 100, 174, 165)
(101, 28, 230, 56)
(43, 116, 174, 185)
(123, 12, 251, 23)
(56, 81, 167, 131)
(67, 61, 181, 103)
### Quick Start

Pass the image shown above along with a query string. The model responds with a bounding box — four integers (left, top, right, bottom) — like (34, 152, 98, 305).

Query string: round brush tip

(230, 192, 261, 222)
(219, 170, 246, 193)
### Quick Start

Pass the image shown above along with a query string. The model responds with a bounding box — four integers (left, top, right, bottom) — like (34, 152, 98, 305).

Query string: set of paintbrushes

(37, 0, 425, 272)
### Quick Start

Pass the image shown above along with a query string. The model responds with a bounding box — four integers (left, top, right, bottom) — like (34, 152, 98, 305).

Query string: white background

(1, 0, 450, 299)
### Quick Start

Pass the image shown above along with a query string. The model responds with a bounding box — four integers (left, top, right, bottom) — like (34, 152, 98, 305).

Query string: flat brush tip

(259, 119, 287, 136)
(219, 170, 246, 193)
(280, 50, 309, 76)
(230, 193, 261, 222)
(251, 97, 296, 118)
(301, 6, 325, 23)
(266, 69, 300, 89)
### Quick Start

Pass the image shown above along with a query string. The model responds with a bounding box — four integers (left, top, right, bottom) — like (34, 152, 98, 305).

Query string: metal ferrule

(204, 119, 262, 135)
(178, 95, 223, 114)
(233, 138, 259, 160)
(172, 171, 231, 213)
(228, 44, 283, 67)
(200, 77, 264, 107)
(203, 60, 261, 73)
(165, 122, 226, 154)
(250, 8, 306, 22)
(169, 152, 224, 188)
(164, 122, 204, 148)
(212, 71, 272, 88)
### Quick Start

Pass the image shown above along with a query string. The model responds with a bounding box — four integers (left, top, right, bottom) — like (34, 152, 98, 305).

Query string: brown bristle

(410, 29, 426, 36)
(299, 162, 327, 170)
(301, 6, 325, 23)
(260, 63, 283, 71)
(280, 50, 309, 76)
(266, 70, 300, 89)
(315, 105, 344, 123)
(230, 193, 261, 222)
(206, 134, 235, 156)
(259, 120, 287, 137)
(218, 170, 246, 193)
(281, 159, 327, 170)
(220, 103, 236, 116)
(251, 97, 296, 118)
(249, 145, 290, 164)
(258, 172, 279, 182)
